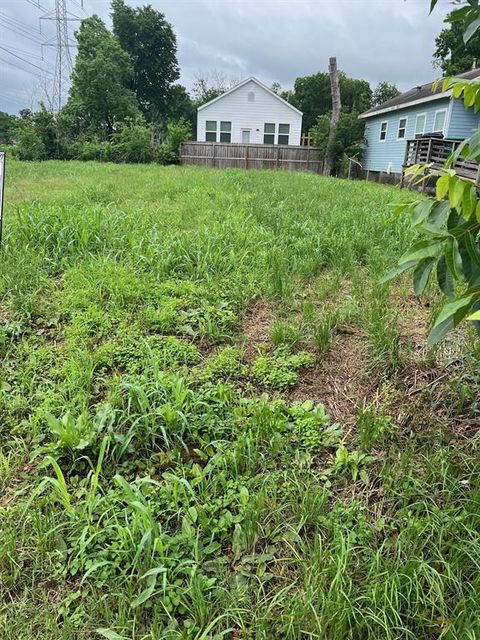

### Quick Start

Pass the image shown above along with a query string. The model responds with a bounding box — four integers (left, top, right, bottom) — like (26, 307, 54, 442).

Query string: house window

(247, 91, 255, 102)
(397, 117, 407, 139)
(433, 109, 447, 133)
(205, 120, 217, 142)
(220, 121, 231, 143)
(415, 113, 426, 136)
(379, 121, 388, 141)
(264, 123, 275, 144)
(278, 123, 290, 145)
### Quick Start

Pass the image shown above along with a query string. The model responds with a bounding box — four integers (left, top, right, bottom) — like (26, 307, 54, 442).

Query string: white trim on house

(433, 108, 448, 133)
(359, 90, 452, 119)
(379, 121, 388, 142)
(396, 116, 408, 140)
(444, 100, 454, 136)
(414, 112, 427, 135)
(197, 76, 303, 116)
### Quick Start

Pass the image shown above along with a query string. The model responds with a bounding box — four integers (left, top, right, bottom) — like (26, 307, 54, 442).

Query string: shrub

(111, 118, 154, 163)
(14, 123, 47, 161)
(71, 139, 113, 162)
(161, 118, 192, 164)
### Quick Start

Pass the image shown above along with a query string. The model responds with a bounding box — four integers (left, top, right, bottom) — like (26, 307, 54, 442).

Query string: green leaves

(449, 176, 466, 211)
(428, 294, 477, 346)
(398, 239, 444, 264)
(380, 260, 419, 284)
(131, 566, 167, 608)
(413, 258, 435, 296)
(383, 121, 480, 344)
(436, 175, 450, 200)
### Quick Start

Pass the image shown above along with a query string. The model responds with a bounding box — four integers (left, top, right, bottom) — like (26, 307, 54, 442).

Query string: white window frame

(278, 123, 290, 145)
(397, 116, 408, 140)
(433, 108, 447, 133)
(263, 123, 276, 145)
(379, 121, 388, 142)
(205, 120, 217, 142)
(219, 121, 232, 143)
(415, 112, 427, 136)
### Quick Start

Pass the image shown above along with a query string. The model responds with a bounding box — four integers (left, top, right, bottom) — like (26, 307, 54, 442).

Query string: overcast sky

(0, 0, 452, 114)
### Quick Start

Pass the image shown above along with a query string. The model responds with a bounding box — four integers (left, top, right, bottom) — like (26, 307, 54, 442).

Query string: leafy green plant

(251, 346, 314, 390)
(288, 400, 342, 450)
(330, 445, 375, 483)
(385, 4, 480, 346)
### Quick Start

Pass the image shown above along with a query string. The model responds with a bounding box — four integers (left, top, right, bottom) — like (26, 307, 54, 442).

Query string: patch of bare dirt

(240, 298, 274, 362)
(0, 307, 13, 325)
(287, 328, 371, 425)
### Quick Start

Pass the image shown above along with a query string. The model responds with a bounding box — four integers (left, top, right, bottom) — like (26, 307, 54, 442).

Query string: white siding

(197, 80, 302, 145)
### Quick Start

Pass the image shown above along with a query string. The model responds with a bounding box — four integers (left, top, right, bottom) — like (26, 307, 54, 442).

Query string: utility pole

(40, 1, 83, 112)
(323, 56, 342, 177)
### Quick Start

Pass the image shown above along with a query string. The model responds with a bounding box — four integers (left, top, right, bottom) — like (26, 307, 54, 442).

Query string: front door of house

(242, 129, 250, 143)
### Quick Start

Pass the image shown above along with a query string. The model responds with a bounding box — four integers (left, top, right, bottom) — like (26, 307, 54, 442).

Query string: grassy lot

(1, 160, 480, 639)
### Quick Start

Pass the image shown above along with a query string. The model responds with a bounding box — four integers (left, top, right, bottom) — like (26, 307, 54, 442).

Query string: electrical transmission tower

(40, 0, 83, 111)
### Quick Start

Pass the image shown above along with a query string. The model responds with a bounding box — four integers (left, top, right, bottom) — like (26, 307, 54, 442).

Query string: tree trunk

(323, 56, 341, 176)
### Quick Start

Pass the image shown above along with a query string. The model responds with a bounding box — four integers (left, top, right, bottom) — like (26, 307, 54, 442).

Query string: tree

(65, 15, 140, 137)
(287, 71, 372, 133)
(0, 112, 15, 144)
(386, 0, 480, 345)
(14, 121, 46, 161)
(434, 14, 480, 75)
(166, 84, 194, 124)
(32, 103, 58, 159)
(111, 0, 179, 123)
(191, 71, 241, 106)
(311, 110, 365, 176)
(372, 81, 401, 106)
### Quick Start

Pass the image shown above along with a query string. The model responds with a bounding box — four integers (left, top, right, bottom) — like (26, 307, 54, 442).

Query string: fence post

(212, 144, 216, 168)
(245, 145, 249, 170)
(276, 146, 280, 169)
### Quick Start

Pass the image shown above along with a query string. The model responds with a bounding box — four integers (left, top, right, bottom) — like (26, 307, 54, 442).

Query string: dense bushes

(9, 111, 192, 165)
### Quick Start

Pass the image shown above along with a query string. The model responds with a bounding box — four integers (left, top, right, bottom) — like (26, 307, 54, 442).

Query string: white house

(196, 77, 303, 146)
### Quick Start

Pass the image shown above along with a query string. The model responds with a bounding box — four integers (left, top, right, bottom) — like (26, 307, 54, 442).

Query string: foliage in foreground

(386, 1, 480, 345)
(1, 162, 480, 639)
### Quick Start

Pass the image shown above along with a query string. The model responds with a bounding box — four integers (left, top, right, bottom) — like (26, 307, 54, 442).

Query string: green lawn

(1, 161, 480, 639)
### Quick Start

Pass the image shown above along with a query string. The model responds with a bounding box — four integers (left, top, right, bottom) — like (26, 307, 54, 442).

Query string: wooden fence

(180, 141, 324, 173)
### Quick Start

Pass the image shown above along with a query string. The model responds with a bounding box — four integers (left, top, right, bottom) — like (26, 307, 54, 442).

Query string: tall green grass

(1, 161, 479, 639)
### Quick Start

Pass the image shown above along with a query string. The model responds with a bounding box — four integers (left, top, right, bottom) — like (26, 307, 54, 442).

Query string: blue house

(360, 69, 480, 177)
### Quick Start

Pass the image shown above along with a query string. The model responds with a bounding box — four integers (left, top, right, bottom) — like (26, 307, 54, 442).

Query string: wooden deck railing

(403, 136, 480, 184)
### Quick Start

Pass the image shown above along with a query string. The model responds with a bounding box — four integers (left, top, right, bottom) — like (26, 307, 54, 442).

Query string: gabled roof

(197, 76, 303, 116)
(360, 68, 480, 119)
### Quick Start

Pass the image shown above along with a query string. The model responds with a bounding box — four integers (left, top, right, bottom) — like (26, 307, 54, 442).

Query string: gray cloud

(0, 0, 451, 113)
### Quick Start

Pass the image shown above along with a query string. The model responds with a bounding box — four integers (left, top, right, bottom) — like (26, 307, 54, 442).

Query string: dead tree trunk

(323, 56, 341, 176)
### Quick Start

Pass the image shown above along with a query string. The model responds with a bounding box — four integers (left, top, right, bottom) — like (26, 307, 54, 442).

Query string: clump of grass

(270, 320, 302, 348)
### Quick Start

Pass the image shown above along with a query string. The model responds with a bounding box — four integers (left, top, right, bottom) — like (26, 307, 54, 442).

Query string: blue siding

(362, 98, 451, 173)
(446, 98, 479, 139)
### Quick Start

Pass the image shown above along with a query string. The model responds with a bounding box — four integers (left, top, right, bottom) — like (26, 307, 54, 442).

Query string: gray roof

(361, 69, 480, 118)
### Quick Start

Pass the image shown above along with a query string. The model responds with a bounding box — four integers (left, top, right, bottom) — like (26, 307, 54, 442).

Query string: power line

(0, 11, 43, 38)
(0, 44, 53, 75)
(0, 17, 44, 44)
(25, 0, 48, 10)
(0, 54, 49, 80)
